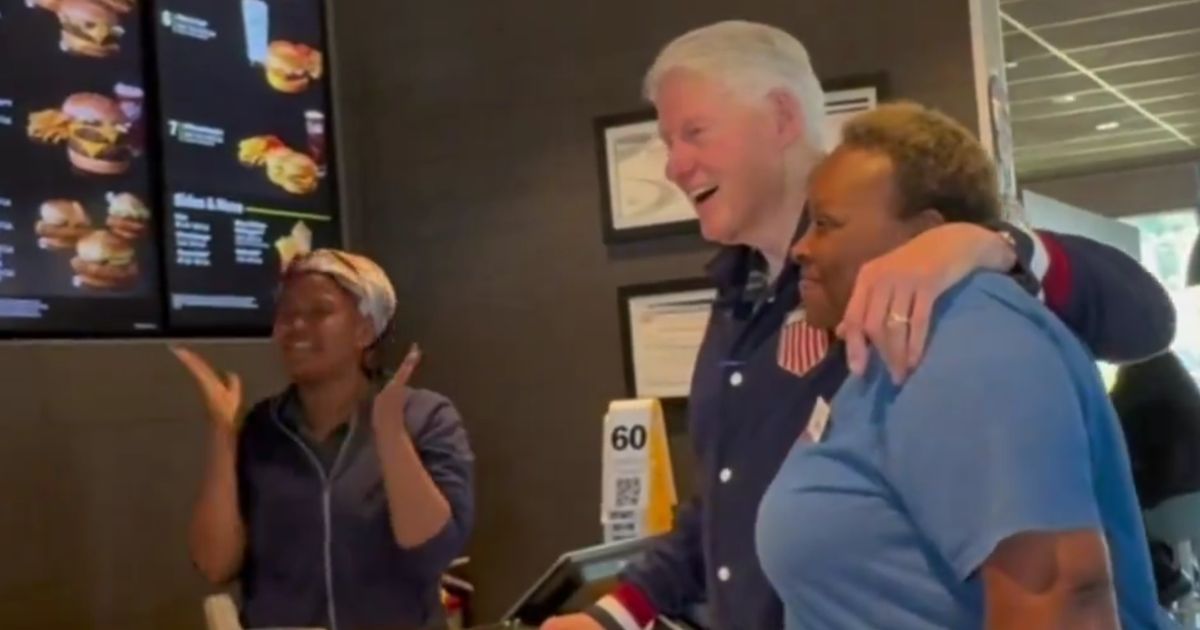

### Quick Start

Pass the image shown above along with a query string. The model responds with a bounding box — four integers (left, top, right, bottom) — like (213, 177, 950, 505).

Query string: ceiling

(1001, 0, 1200, 179)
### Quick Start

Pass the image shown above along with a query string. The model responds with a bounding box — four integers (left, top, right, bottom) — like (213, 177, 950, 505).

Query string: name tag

(802, 397, 832, 443)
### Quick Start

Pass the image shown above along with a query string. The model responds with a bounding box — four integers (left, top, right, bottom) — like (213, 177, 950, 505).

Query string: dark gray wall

(1025, 159, 1200, 218)
(0, 2, 983, 627)
(333, 0, 983, 620)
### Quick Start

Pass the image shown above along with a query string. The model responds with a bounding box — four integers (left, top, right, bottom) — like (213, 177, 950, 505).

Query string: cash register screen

(503, 537, 656, 626)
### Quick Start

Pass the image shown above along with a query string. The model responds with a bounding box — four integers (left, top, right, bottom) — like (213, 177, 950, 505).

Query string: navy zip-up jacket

(236, 386, 474, 630)
(605, 229, 1176, 630)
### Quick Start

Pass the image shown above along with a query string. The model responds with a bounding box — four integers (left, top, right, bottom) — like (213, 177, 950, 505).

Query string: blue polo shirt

(756, 272, 1163, 629)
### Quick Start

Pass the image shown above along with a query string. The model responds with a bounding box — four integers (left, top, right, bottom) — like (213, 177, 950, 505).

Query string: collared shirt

(756, 272, 1164, 629)
(621, 237, 849, 630)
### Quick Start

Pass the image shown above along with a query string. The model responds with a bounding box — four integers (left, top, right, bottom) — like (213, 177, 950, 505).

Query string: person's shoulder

(935, 271, 1038, 318)
(405, 386, 455, 412)
(242, 398, 271, 426)
(887, 272, 1082, 433)
(237, 389, 292, 443)
(893, 271, 1074, 405)
(400, 387, 473, 456)
(928, 271, 1053, 355)
(403, 387, 464, 430)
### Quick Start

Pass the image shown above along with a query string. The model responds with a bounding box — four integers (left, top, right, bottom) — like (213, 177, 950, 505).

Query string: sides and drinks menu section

(0, 0, 163, 334)
(154, 0, 338, 331)
(164, 191, 338, 330)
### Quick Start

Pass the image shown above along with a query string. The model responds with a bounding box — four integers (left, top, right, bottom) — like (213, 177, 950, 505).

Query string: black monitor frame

(0, 0, 345, 341)
(502, 537, 656, 627)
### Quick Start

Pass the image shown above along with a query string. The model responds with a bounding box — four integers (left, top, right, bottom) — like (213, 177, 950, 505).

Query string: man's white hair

(643, 20, 826, 150)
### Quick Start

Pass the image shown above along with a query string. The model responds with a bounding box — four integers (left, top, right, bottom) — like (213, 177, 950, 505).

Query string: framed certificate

(595, 73, 888, 244)
(617, 278, 717, 400)
(595, 110, 696, 243)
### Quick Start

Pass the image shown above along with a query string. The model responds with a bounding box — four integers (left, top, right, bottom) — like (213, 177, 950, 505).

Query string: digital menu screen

(154, 0, 340, 332)
(0, 0, 163, 334)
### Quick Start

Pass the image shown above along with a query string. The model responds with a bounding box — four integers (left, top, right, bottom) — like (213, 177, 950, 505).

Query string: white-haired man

(546, 20, 1174, 630)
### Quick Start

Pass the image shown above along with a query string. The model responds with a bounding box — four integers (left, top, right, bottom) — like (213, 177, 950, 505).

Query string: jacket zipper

(272, 411, 358, 630)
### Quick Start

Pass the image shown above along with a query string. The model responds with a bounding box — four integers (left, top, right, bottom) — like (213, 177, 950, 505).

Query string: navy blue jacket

(618, 231, 1176, 630)
(237, 386, 474, 630)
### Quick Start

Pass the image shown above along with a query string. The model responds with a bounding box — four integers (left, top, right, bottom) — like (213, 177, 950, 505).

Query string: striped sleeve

(585, 582, 657, 630)
(999, 220, 1175, 363)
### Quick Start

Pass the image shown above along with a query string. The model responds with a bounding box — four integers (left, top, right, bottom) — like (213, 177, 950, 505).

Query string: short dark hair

(839, 101, 1001, 224)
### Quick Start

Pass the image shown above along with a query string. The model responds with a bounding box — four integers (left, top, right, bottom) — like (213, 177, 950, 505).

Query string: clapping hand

(171, 346, 244, 433)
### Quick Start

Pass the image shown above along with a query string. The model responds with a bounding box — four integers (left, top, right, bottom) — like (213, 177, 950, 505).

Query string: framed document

(617, 278, 716, 400)
(595, 73, 888, 243)
(595, 110, 696, 243)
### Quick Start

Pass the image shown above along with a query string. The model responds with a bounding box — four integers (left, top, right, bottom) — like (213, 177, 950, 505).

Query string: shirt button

(717, 566, 731, 582)
(719, 468, 732, 483)
(729, 371, 744, 387)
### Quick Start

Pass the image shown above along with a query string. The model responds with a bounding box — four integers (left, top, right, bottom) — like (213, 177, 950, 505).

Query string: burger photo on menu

(265, 41, 323, 93)
(35, 199, 93, 250)
(238, 135, 319, 195)
(28, 93, 133, 175)
(104, 192, 150, 240)
(71, 230, 138, 290)
(56, 0, 124, 57)
(26, 0, 132, 13)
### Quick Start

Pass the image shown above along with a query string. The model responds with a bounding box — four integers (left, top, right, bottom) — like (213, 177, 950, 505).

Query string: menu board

(154, 0, 340, 331)
(0, 0, 163, 334)
(0, 0, 341, 337)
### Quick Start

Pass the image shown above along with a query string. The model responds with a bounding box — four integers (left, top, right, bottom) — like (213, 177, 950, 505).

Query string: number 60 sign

(601, 400, 677, 542)
(610, 424, 648, 452)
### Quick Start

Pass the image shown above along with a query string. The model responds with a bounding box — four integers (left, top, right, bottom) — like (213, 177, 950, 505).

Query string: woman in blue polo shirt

(756, 103, 1165, 628)
(174, 249, 474, 630)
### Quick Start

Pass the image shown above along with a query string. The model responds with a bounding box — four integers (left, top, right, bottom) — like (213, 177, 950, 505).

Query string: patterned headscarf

(285, 248, 397, 339)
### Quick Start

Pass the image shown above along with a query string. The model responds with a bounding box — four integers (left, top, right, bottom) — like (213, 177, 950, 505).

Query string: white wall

(1023, 190, 1142, 261)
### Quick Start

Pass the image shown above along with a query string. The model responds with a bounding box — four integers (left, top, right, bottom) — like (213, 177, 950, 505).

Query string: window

(1121, 210, 1200, 384)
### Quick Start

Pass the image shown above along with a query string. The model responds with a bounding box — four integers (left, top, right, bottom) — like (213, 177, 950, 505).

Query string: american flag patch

(777, 309, 830, 377)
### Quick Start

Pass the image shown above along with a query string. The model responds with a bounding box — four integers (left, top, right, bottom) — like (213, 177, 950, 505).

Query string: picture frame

(595, 72, 889, 243)
(595, 109, 694, 243)
(617, 277, 717, 402)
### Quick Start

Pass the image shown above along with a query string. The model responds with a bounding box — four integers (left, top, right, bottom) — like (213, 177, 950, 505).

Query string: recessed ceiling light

(1096, 121, 1120, 131)
(1006, 61, 1020, 69)
(1052, 94, 1077, 104)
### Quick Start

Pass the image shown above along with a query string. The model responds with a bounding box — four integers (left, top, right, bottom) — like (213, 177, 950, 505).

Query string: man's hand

(541, 614, 604, 630)
(171, 346, 244, 433)
(371, 344, 421, 433)
(839, 222, 1016, 383)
